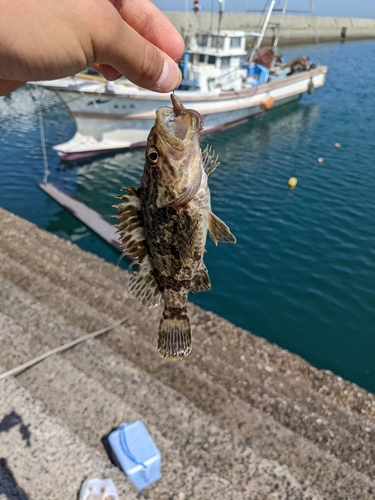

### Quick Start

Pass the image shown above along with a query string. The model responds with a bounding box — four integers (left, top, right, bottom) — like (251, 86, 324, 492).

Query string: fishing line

(116, 251, 128, 267)
(0, 305, 144, 381)
(115, 251, 138, 272)
(324, 75, 340, 93)
(127, 260, 139, 273)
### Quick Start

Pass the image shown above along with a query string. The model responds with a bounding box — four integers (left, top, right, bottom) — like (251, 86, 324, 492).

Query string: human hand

(0, 0, 184, 96)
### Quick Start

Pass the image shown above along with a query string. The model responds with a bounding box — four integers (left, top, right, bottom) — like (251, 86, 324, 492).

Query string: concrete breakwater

(1, 207, 375, 498)
(165, 12, 375, 45)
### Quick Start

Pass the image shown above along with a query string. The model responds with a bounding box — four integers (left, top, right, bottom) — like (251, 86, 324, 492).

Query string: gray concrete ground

(0, 207, 374, 499)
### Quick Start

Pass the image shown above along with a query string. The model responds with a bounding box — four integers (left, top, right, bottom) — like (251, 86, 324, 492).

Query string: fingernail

(156, 59, 181, 92)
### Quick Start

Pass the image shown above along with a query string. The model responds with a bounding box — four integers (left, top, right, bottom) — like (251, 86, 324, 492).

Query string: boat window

(211, 36, 224, 49)
(220, 56, 230, 68)
(230, 37, 242, 48)
(197, 34, 208, 47)
(199, 54, 206, 63)
(208, 55, 216, 65)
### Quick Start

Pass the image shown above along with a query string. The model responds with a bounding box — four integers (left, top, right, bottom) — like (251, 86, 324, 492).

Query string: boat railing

(210, 67, 244, 86)
(75, 72, 141, 90)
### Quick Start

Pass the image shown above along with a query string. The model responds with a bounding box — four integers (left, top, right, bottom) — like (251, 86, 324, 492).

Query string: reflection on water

(204, 102, 321, 185)
(2, 40, 375, 393)
(45, 206, 91, 241)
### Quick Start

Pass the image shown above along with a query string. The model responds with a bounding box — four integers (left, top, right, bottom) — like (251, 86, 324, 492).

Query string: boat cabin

(178, 30, 248, 92)
(189, 30, 247, 71)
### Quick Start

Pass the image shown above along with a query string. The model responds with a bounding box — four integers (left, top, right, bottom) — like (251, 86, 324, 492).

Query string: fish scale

(114, 94, 236, 360)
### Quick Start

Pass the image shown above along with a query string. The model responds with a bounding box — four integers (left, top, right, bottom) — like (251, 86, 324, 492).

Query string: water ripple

(2, 40, 375, 392)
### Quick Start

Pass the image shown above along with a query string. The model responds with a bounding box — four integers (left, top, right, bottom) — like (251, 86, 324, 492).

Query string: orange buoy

(261, 95, 274, 110)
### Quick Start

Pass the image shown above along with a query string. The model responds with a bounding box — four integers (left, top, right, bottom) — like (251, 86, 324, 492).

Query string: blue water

(1, 40, 375, 393)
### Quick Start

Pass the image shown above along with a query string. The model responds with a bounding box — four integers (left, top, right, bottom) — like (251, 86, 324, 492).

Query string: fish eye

(147, 147, 159, 164)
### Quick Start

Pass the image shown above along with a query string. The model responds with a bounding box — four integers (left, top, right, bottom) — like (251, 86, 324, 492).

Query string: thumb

(0, 79, 25, 96)
(94, 14, 182, 92)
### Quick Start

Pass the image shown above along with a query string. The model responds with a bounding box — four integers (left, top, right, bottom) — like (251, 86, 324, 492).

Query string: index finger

(114, 0, 184, 62)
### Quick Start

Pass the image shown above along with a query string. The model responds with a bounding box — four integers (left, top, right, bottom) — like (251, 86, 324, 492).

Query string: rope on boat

(309, 0, 320, 49)
(0, 89, 147, 383)
(0, 305, 144, 381)
(30, 88, 50, 184)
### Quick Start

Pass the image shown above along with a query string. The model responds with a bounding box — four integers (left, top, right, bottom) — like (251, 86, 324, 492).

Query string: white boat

(35, 0, 327, 161)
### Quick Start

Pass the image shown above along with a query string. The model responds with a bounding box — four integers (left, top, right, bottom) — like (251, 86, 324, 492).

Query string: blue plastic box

(108, 421, 161, 490)
(255, 64, 270, 84)
(247, 63, 256, 76)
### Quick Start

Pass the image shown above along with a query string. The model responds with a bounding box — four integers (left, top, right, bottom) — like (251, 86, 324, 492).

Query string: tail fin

(157, 310, 192, 360)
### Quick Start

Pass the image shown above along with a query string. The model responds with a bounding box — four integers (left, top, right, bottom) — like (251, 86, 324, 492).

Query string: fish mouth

(155, 100, 202, 149)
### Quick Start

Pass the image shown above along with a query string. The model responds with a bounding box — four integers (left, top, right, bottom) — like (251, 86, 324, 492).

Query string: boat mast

(273, 0, 289, 48)
(188, 0, 201, 51)
(255, 0, 276, 52)
(249, 0, 276, 62)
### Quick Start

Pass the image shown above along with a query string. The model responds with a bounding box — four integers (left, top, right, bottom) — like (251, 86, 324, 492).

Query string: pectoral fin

(128, 257, 162, 307)
(202, 144, 220, 177)
(208, 212, 236, 245)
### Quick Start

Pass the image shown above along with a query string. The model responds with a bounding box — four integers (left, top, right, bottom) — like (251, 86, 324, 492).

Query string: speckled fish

(114, 94, 236, 360)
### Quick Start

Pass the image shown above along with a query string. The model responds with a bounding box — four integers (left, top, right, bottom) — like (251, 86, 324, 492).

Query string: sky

(152, 1, 375, 19)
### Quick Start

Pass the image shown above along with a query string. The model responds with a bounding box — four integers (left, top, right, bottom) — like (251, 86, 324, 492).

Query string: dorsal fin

(113, 187, 147, 262)
(202, 145, 220, 177)
(122, 187, 141, 197)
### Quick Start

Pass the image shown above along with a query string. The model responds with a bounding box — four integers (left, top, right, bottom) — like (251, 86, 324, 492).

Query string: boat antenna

(216, 0, 224, 47)
(189, 0, 201, 51)
(209, 0, 214, 31)
(184, 0, 189, 40)
(218, 0, 224, 32)
(309, 0, 320, 48)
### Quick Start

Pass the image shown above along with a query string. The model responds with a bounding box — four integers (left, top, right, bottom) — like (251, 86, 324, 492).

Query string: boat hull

(46, 67, 327, 160)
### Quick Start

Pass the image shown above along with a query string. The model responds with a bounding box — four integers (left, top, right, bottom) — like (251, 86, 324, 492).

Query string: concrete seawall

(1, 207, 375, 498)
(165, 12, 375, 45)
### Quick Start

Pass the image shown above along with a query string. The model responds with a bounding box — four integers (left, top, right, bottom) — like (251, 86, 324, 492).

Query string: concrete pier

(0, 207, 375, 499)
(164, 12, 375, 45)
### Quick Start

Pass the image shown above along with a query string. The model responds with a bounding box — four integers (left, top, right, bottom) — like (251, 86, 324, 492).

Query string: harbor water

(1, 40, 375, 393)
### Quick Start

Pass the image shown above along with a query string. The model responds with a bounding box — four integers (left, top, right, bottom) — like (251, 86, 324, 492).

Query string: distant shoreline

(164, 12, 375, 45)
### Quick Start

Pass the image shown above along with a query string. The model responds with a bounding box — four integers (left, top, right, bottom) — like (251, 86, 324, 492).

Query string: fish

(114, 94, 236, 360)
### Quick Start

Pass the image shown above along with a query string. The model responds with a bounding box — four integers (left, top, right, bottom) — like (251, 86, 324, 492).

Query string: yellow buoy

(288, 177, 298, 188)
